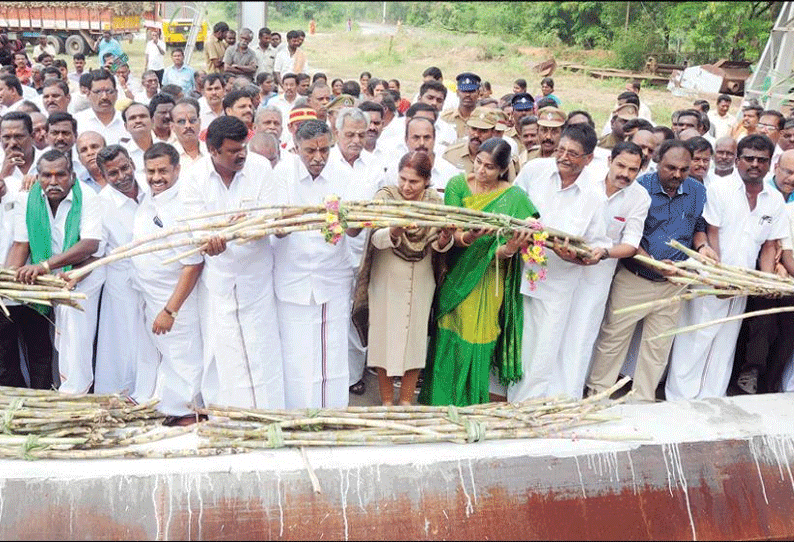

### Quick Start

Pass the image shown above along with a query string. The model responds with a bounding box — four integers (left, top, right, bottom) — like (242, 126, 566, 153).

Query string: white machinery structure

(745, 1, 794, 108)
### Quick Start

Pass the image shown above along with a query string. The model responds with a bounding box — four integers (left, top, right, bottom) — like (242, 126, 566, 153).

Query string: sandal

(349, 379, 366, 396)
(736, 368, 759, 395)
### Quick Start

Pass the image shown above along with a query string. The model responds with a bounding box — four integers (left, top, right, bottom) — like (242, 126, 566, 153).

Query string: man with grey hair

(249, 132, 280, 168)
(329, 107, 384, 394)
(272, 119, 366, 409)
(223, 28, 257, 78)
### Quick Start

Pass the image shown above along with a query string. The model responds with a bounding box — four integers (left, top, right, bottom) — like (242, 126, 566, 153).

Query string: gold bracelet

(40, 260, 50, 274)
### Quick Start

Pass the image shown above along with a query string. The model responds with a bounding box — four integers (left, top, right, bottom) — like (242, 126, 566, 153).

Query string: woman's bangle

(695, 243, 706, 252)
(459, 232, 472, 247)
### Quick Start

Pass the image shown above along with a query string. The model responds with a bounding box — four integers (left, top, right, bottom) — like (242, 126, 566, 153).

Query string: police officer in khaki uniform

(326, 94, 357, 141)
(597, 102, 638, 150)
(504, 92, 534, 140)
(443, 106, 521, 182)
(440, 72, 480, 140)
(522, 106, 566, 164)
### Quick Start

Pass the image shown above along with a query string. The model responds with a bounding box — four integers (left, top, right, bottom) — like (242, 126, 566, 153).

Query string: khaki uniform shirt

(443, 138, 520, 182)
(205, 34, 227, 73)
(597, 132, 620, 150)
(440, 108, 469, 140)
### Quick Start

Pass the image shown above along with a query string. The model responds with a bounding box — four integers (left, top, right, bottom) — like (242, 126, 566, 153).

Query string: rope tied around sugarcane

(3, 397, 23, 434)
(464, 419, 486, 443)
(266, 423, 285, 449)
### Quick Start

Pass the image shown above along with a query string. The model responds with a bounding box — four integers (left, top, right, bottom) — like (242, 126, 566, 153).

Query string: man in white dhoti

(8, 149, 104, 394)
(328, 108, 383, 395)
(132, 143, 204, 424)
(667, 134, 788, 400)
(509, 123, 609, 401)
(180, 115, 284, 409)
(95, 144, 154, 397)
(558, 142, 651, 399)
(272, 119, 365, 409)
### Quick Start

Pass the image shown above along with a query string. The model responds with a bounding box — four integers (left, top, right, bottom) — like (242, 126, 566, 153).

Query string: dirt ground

(90, 22, 737, 132)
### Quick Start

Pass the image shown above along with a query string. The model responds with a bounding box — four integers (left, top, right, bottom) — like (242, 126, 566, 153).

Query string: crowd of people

(0, 21, 791, 426)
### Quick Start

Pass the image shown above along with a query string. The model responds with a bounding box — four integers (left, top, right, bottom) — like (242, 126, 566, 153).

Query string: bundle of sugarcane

(0, 386, 202, 460)
(0, 269, 86, 314)
(616, 239, 794, 338)
(196, 377, 632, 450)
(66, 197, 595, 281)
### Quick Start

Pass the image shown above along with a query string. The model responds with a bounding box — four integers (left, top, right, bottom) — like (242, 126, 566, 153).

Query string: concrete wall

(1, 394, 793, 540)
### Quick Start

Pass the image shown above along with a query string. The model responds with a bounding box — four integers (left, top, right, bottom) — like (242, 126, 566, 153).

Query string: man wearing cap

(326, 94, 357, 142)
(598, 103, 638, 150)
(504, 93, 535, 140)
(284, 106, 318, 154)
(440, 72, 481, 140)
(524, 106, 566, 162)
(443, 106, 521, 182)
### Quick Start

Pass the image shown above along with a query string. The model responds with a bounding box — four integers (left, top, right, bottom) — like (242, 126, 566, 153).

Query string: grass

(44, 17, 734, 130)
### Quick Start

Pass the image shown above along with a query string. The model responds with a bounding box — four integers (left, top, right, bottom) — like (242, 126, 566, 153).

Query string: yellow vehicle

(158, 2, 207, 50)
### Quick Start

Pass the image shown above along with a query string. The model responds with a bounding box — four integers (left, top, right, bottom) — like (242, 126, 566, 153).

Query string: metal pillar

(745, 1, 794, 108)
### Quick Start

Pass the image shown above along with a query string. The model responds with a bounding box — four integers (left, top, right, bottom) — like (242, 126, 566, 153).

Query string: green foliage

(612, 16, 665, 71)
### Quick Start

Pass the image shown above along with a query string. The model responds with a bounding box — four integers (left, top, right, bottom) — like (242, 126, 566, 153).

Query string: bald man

(712, 136, 737, 179)
(248, 132, 280, 167)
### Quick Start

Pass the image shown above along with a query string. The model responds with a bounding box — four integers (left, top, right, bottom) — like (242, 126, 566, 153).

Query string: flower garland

(520, 223, 549, 291)
(322, 195, 348, 244)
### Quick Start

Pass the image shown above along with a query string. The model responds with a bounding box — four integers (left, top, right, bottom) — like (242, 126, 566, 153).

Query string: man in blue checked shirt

(162, 49, 195, 97)
(586, 139, 717, 402)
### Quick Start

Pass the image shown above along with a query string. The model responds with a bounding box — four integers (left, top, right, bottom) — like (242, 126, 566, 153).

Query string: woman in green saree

(420, 138, 539, 406)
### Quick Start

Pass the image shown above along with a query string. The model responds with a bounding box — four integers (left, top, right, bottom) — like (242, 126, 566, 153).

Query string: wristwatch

(163, 307, 178, 318)
(600, 248, 610, 261)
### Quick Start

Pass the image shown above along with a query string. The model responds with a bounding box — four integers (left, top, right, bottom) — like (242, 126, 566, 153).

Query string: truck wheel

(65, 35, 86, 56)
(48, 35, 65, 55)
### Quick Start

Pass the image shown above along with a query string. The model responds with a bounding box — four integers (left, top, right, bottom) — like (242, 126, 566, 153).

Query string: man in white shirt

(269, 73, 300, 130)
(122, 102, 153, 176)
(75, 131, 107, 193)
(510, 124, 609, 401)
(75, 69, 131, 146)
(8, 149, 104, 394)
(134, 70, 160, 106)
(328, 108, 384, 393)
(180, 116, 284, 409)
(144, 30, 166, 81)
(383, 116, 462, 193)
(711, 136, 738, 181)
(0, 75, 26, 116)
(131, 142, 204, 424)
(272, 119, 365, 409)
(254, 27, 276, 77)
(416, 80, 457, 148)
(197, 73, 226, 129)
(273, 30, 308, 83)
(94, 145, 154, 398)
(171, 99, 207, 171)
(0, 115, 53, 389)
(667, 134, 789, 400)
(558, 142, 651, 399)
(708, 95, 737, 140)
(32, 35, 56, 61)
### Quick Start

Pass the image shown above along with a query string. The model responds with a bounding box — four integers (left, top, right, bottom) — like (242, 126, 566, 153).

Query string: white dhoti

(95, 269, 148, 395)
(783, 352, 794, 392)
(55, 268, 104, 394)
(208, 285, 284, 409)
(508, 292, 575, 402)
(558, 261, 617, 400)
(196, 277, 218, 407)
(279, 288, 350, 409)
(141, 292, 202, 416)
(666, 295, 746, 400)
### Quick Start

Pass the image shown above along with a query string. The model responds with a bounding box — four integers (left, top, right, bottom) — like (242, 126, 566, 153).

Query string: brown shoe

(163, 414, 207, 427)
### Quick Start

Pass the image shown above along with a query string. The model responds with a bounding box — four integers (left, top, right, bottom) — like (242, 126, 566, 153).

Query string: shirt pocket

(606, 216, 626, 243)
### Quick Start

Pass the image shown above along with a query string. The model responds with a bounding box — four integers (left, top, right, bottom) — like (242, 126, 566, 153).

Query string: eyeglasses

(758, 123, 780, 131)
(739, 155, 770, 164)
(90, 88, 117, 96)
(174, 118, 199, 126)
(555, 147, 584, 160)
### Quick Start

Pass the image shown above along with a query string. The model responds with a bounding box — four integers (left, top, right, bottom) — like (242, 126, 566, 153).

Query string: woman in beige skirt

(352, 151, 453, 405)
